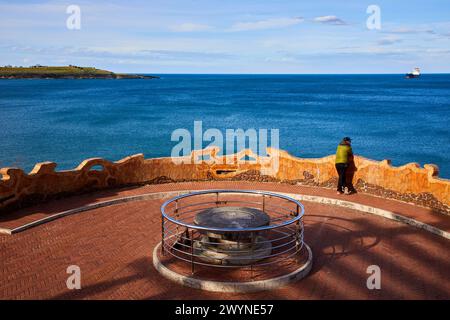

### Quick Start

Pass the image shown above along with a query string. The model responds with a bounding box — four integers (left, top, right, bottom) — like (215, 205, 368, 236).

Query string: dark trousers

(335, 163, 348, 192)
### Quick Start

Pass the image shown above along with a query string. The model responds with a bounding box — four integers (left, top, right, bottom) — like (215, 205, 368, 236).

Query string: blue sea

(1, 74, 449, 178)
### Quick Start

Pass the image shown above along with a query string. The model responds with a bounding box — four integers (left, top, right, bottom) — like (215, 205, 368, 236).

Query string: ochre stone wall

(1, 147, 449, 214)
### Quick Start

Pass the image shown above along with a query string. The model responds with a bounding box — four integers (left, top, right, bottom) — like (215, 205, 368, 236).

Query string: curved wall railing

(1, 147, 449, 214)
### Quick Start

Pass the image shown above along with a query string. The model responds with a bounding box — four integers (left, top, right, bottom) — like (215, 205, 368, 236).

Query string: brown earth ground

(0, 181, 449, 299)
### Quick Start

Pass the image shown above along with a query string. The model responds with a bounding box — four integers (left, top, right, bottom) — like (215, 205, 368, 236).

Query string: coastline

(0, 75, 160, 80)
(0, 65, 159, 79)
(0, 73, 159, 80)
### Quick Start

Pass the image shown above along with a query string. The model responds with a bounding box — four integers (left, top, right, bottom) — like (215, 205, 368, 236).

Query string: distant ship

(405, 67, 420, 79)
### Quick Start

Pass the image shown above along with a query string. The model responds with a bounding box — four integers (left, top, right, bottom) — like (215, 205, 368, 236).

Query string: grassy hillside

(0, 66, 156, 79)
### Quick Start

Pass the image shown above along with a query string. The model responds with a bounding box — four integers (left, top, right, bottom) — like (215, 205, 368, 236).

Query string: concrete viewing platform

(1, 180, 449, 299)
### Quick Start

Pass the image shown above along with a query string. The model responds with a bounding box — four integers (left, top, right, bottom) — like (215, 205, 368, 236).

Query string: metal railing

(160, 190, 305, 275)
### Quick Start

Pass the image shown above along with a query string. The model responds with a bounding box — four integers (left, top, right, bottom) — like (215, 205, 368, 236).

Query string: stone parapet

(1, 147, 449, 214)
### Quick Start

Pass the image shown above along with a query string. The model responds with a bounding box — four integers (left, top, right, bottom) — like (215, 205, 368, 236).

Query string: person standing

(335, 137, 353, 195)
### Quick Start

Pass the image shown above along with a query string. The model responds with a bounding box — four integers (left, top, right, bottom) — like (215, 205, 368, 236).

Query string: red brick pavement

(0, 181, 449, 299)
(1, 181, 450, 233)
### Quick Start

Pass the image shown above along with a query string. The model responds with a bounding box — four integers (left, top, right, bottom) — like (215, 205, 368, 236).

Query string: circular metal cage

(160, 190, 305, 274)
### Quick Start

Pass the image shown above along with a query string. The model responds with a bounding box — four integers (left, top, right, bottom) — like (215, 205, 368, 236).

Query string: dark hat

(343, 137, 352, 142)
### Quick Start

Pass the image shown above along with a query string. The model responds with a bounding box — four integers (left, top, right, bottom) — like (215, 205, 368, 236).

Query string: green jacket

(335, 144, 353, 164)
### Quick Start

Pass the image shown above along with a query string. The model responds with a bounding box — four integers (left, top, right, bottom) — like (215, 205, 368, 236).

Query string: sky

(1, 0, 449, 73)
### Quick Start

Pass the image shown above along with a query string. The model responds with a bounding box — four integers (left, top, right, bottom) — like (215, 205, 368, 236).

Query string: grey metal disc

(194, 206, 270, 229)
(193, 236, 272, 265)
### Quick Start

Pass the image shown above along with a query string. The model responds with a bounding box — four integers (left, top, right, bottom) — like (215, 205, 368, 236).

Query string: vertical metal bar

(299, 218, 304, 249)
(190, 229, 195, 275)
(296, 204, 300, 252)
(262, 194, 265, 212)
(250, 232, 255, 280)
(161, 215, 165, 256)
(175, 200, 180, 241)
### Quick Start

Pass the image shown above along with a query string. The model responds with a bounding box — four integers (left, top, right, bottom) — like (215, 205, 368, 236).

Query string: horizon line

(137, 72, 450, 75)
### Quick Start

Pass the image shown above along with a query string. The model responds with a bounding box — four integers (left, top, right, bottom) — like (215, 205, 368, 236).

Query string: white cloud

(424, 48, 450, 55)
(385, 27, 435, 35)
(229, 17, 303, 32)
(313, 15, 347, 25)
(377, 36, 402, 46)
(264, 56, 301, 63)
(169, 23, 213, 32)
(0, 44, 234, 64)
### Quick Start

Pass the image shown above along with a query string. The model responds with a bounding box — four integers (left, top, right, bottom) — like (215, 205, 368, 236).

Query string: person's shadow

(345, 155, 357, 194)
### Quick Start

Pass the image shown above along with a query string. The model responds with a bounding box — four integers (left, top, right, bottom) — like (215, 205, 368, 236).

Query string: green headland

(0, 65, 158, 79)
